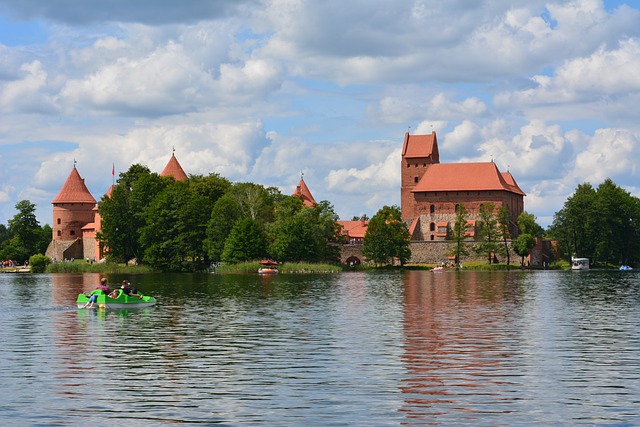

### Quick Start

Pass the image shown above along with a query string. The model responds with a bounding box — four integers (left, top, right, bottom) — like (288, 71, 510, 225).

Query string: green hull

(77, 290, 156, 309)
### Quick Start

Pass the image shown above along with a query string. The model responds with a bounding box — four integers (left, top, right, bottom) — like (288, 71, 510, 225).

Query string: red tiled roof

(293, 178, 317, 207)
(408, 217, 420, 236)
(160, 154, 188, 181)
(52, 167, 97, 204)
(337, 219, 368, 238)
(501, 171, 525, 195)
(412, 162, 526, 195)
(402, 131, 439, 161)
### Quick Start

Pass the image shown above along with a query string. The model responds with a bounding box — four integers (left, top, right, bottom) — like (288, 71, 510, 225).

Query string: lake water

(1, 269, 639, 426)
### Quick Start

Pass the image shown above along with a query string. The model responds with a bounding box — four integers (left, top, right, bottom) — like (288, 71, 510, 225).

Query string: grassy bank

(46, 261, 154, 274)
(214, 261, 342, 274)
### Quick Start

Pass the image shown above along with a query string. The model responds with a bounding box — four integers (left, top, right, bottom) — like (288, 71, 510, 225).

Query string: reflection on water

(0, 270, 639, 425)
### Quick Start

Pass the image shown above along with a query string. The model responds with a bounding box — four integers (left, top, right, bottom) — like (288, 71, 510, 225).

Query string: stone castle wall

(339, 240, 518, 265)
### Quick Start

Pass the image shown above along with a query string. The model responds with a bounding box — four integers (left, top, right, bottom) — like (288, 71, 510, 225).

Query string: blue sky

(0, 0, 639, 228)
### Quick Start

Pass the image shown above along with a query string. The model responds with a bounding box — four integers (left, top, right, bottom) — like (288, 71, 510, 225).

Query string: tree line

(97, 165, 343, 271)
(548, 178, 640, 267)
(0, 200, 51, 264)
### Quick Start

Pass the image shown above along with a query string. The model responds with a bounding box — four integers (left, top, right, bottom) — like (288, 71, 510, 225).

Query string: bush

(29, 253, 51, 273)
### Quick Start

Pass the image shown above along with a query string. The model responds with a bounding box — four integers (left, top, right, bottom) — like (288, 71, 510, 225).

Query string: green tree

(231, 182, 275, 223)
(267, 197, 318, 262)
(549, 183, 598, 262)
(474, 202, 500, 264)
(497, 205, 512, 265)
(5, 200, 41, 262)
(512, 211, 542, 267)
(0, 224, 11, 246)
(593, 179, 640, 265)
(204, 193, 243, 262)
(450, 204, 470, 265)
(518, 212, 544, 237)
(549, 180, 640, 266)
(139, 180, 211, 271)
(188, 173, 231, 207)
(221, 217, 267, 263)
(513, 233, 535, 267)
(29, 253, 51, 273)
(98, 165, 168, 263)
(266, 196, 342, 263)
(363, 205, 411, 266)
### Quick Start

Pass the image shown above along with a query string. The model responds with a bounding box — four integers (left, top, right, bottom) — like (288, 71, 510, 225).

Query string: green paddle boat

(77, 289, 156, 309)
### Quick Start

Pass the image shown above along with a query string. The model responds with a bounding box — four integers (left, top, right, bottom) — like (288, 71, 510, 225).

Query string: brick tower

(45, 166, 96, 261)
(401, 131, 440, 220)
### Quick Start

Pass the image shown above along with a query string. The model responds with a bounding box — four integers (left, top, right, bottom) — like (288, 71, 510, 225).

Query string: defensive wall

(339, 241, 519, 266)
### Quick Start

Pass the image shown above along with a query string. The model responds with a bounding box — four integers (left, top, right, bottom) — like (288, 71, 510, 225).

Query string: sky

(0, 0, 639, 228)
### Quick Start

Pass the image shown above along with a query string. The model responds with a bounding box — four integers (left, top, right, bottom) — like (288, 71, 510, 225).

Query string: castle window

(430, 222, 435, 231)
(414, 177, 419, 183)
(70, 230, 75, 236)
(57, 230, 61, 237)
(430, 204, 435, 214)
(430, 235, 434, 241)
(57, 218, 61, 225)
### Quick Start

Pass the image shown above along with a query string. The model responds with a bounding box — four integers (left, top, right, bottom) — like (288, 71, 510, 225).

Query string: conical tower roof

(293, 177, 317, 207)
(160, 153, 188, 181)
(52, 167, 96, 204)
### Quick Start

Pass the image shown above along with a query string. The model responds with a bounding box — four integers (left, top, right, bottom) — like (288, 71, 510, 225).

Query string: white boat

(571, 257, 589, 270)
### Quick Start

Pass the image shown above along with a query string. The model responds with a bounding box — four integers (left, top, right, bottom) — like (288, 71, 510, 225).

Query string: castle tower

(45, 166, 97, 261)
(401, 131, 440, 220)
(293, 174, 317, 207)
(160, 152, 188, 181)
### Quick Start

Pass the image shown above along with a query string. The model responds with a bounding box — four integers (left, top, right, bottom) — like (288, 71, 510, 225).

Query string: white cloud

(326, 148, 399, 193)
(0, 60, 58, 113)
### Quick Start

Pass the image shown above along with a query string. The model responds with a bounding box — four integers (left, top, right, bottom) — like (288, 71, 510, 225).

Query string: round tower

(46, 166, 97, 261)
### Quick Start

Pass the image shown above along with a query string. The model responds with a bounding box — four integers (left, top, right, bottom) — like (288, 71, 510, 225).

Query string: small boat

(77, 289, 156, 309)
(258, 260, 279, 274)
(571, 257, 589, 270)
(432, 266, 446, 271)
(620, 265, 633, 271)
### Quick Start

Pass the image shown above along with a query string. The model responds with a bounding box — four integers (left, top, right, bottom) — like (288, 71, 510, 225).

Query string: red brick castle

(401, 131, 525, 242)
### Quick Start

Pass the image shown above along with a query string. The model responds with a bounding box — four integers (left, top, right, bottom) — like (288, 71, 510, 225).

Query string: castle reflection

(400, 270, 526, 420)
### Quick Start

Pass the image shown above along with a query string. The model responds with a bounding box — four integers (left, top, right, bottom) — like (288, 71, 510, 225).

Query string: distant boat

(620, 265, 633, 271)
(571, 257, 589, 270)
(259, 260, 279, 274)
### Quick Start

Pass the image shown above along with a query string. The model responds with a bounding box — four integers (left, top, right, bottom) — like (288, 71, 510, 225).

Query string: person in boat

(82, 278, 111, 308)
(121, 280, 142, 299)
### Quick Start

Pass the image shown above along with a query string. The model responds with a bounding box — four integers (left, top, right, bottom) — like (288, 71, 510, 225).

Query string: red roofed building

(161, 153, 188, 181)
(46, 166, 97, 261)
(292, 176, 317, 207)
(337, 217, 369, 245)
(401, 131, 525, 242)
